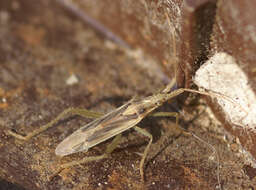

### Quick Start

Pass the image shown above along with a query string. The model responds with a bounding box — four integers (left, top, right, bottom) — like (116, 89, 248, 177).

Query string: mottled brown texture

(74, 0, 183, 82)
(179, 0, 217, 88)
(0, 0, 256, 190)
(209, 0, 256, 160)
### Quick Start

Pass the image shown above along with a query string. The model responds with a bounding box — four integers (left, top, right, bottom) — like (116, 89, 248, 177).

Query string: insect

(7, 78, 243, 182)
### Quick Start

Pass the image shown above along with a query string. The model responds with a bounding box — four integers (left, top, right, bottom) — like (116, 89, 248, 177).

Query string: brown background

(0, 0, 256, 189)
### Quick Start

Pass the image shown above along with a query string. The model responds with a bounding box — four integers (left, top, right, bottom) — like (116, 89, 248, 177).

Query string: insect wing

(55, 99, 142, 156)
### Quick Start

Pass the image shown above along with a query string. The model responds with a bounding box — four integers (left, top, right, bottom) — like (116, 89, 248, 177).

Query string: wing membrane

(55, 99, 143, 156)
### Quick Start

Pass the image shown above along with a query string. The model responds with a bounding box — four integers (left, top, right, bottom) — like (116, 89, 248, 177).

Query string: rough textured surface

(72, 0, 256, 165)
(70, 0, 182, 85)
(0, 0, 256, 190)
(194, 52, 256, 130)
(208, 0, 256, 161)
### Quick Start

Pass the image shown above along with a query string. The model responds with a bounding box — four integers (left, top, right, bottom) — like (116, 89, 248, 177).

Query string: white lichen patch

(194, 52, 256, 130)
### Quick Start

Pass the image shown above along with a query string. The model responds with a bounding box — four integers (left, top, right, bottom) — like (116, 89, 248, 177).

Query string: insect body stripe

(81, 100, 133, 133)
(86, 113, 138, 142)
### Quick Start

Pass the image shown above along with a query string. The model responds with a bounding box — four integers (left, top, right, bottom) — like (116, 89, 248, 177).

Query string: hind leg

(8, 107, 103, 140)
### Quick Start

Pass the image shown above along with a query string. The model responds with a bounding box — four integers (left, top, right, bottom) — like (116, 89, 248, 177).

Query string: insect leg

(133, 126, 153, 182)
(8, 108, 103, 141)
(105, 134, 122, 154)
(150, 111, 221, 188)
(150, 112, 179, 125)
(134, 112, 179, 181)
(53, 134, 122, 178)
